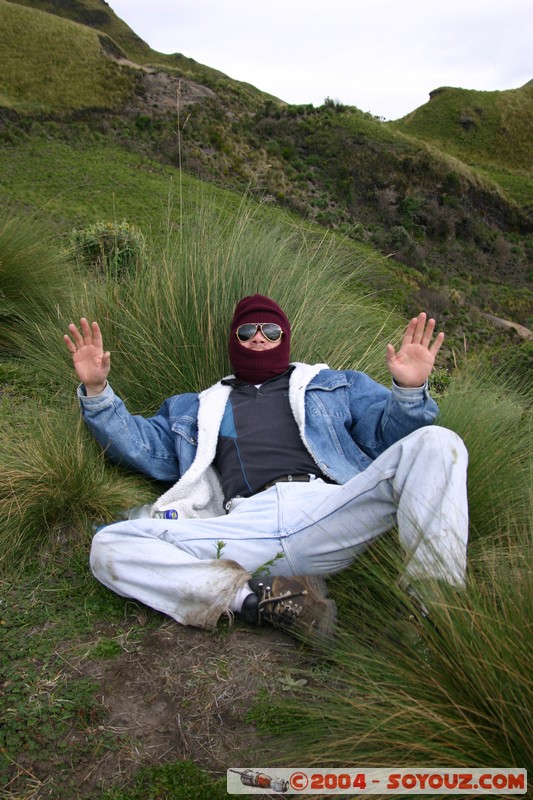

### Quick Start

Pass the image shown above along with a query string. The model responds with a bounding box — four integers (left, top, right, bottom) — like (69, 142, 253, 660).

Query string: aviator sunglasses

(236, 322, 283, 342)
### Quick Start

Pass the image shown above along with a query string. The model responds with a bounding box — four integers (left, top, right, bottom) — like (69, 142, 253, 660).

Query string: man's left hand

(386, 313, 444, 388)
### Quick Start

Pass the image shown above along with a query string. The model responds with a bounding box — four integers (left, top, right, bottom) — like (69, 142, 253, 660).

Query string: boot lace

(255, 582, 308, 626)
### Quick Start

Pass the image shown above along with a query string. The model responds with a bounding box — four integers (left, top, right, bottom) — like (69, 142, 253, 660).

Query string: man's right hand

(64, 318, 111, 396)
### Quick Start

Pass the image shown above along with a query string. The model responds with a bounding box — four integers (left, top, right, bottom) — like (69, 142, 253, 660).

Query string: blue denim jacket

(78, 363, 438, 506)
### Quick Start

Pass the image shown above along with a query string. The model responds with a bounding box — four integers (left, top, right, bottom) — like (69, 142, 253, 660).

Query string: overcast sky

(108, 0, 531, 120)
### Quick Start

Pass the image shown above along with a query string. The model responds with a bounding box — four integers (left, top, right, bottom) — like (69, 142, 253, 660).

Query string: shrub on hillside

(70, 220, 146, 280)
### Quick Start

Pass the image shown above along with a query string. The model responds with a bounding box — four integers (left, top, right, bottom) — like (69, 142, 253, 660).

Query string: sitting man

(64, 295, 468, 643)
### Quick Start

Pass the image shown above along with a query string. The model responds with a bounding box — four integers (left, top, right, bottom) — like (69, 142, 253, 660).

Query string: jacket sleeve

(77, 382, 185, 481)
(347, 371, 439, 458)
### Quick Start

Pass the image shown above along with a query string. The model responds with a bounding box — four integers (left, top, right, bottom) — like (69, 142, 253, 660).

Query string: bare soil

(111, 54, 218, 114)
(58, 617, 301, 797)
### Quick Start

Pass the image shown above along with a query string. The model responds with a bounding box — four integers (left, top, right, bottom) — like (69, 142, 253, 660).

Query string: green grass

(7, 190, 398, 412)
(100, 760, 227, 799)
(393, 83, 533, 173)
(475, 164, 533, 209)
(0, 0, 136, 112)
(1, 54, 530, 351)
(0, 401, 156, 569)
(1, 125, 529, 374)
(0, 211, 73, 351)
(0, 135, 187, 233)
(392, 83, 533, 207)
(437, 363, 532, 541)
(0, 561, 134, 798)
(2, 0, 272, 109)
(5, 0, 152, 60)
(0, 132, 315, 250)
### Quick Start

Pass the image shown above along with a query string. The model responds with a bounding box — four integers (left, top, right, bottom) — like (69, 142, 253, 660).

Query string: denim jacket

(78, 362, 438, 518)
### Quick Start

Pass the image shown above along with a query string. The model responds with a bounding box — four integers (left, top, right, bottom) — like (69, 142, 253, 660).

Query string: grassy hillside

(5, 0, 152, 60)
(393, 82, 533, 208)
(395, 82, 533, 172)
(3, 0, 273, 106)
(0, 0, 137, 112)
(3, 129, 530, 372)
(0, 134, 206, 232)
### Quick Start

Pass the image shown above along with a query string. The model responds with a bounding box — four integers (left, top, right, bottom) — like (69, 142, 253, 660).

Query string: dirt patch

(63, 618, 301, 796)
(130, 71, 218, 114)
(479, 312, 533, 340)
(108, 53, 218, 114)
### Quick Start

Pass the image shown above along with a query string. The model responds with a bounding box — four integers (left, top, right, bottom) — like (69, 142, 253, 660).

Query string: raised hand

(64, 318, 110, 395)
(386, 313, 444, 388)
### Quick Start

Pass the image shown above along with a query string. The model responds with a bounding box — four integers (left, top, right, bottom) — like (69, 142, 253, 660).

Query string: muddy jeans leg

(278, 426, 469, 587)
(89, 487, 295, 630)
(90, 528, 254, 630)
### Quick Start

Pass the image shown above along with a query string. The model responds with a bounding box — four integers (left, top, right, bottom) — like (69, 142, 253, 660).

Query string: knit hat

(228, 294, 291, 383)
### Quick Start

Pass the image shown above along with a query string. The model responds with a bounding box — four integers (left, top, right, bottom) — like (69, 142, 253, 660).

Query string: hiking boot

(240, 575, 336, 645)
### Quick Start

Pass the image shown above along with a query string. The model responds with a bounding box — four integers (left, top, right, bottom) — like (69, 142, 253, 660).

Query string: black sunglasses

(236, 323, 283, 342)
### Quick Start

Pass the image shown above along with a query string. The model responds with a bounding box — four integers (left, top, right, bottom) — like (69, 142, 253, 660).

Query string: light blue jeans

(90, 426, 468, 629)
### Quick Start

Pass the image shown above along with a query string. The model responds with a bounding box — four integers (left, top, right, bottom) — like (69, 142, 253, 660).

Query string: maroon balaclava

(228, 294, 291, 384)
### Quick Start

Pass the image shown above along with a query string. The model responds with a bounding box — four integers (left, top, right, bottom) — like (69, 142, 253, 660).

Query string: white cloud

(108, 0, 532, 119)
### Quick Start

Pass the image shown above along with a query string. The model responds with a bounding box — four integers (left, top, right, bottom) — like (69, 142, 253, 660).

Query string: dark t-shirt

(215, 369, 325, 502)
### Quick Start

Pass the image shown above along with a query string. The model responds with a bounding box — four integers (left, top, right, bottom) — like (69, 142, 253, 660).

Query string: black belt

(224, 474, 334, 512)
(261, 474, 312, 491)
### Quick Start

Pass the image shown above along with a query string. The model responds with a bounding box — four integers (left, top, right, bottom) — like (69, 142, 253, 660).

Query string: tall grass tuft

(437, 361, 532, 543)
(0, 403, 155, 571)
(0, 212, 72, 353)
(261, 535, 532, 772)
